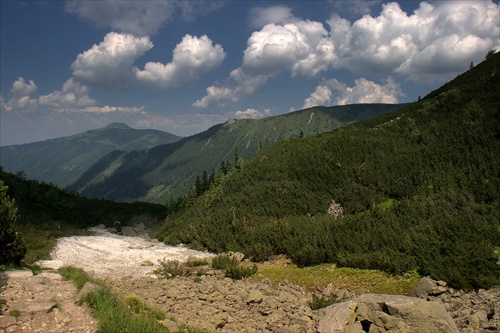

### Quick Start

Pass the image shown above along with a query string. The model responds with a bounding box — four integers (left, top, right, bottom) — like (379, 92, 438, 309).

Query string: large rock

(318, 293, 459, 333)
(317, 300, 357, 333)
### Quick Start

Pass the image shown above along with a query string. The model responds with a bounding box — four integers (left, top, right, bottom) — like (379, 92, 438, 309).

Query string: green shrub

(308, 293, 338, 310)
(154, 259, 185, 279)
(211, 253, 240, 270)
(124, 295, 165, 321)
(0, 181, 26, 265)
(186, 257, 209, 267)
(225, 264, 258, 280)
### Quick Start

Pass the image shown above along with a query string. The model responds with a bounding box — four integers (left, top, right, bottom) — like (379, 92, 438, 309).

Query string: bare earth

(38, 228, 213, 278)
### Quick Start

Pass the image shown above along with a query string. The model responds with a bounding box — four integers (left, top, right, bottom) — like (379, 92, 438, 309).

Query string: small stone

(162, 319, 179, 332)
(140, 260, 154, 266)
(246, 290, 263, 304)
(77, 282, 102, 302)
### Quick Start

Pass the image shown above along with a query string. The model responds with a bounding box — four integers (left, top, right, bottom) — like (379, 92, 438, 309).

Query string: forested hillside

(70, 104, 406, 203)
(0, 122, 181, 187)
(0, 169, 166, 264)
(157, 52, 500, 290)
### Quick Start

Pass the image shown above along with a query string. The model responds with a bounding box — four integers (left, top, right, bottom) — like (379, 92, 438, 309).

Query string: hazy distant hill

(70, 104, 406, 202)
(0, 123, 182, 186)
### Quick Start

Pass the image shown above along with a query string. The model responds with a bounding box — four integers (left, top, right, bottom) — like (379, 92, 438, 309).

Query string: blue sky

(1, 0, 499, 145)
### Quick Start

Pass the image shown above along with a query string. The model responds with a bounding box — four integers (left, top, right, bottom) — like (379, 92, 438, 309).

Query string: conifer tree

(0, 181, 26, 265)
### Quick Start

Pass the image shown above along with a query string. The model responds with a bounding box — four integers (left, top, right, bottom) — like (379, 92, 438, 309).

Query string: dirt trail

(37, 228, 213, 278)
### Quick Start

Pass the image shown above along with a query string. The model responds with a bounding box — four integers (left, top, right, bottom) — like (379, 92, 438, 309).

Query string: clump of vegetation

(60, 266, 169, 333)
(0, 180, 26, 266)
(225, 264, 258, 280)
(154, 259, 185, 279)
(124, 295, 165, 321)
(308, 293, 338, 310)
(211, 253, 240, 270)
(185, 257, 209, 267)
(8, 310, 21, 317)
(211, 253, 258, 279)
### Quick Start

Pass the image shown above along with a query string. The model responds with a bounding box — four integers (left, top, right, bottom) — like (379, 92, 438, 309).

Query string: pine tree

(0, 181, 26, 265)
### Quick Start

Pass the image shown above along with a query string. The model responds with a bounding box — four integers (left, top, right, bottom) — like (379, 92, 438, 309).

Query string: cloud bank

(65, 0, 223, 36)
(195, 1, 499, 109)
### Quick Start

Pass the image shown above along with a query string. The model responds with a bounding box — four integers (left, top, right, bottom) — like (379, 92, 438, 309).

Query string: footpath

(0, 270, 97, 333)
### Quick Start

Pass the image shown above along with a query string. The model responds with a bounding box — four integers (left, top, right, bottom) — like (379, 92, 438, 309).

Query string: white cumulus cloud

(0, 77, 144, 115)
(71, 32, 153, 88)
(135, 34, 225, 89)
(328, 0, 500, 82)
(249, 5, 297, 28)
(195, 17, 335, 108)
(302, 85, 333, 109)
(303, 77, 404, 108)
(234, 108, 271, 119)
(197, 1, 498, 108)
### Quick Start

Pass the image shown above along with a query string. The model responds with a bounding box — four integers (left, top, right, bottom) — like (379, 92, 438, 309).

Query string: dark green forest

(157, 52, 500, 290)
(0, 169, 166, 264)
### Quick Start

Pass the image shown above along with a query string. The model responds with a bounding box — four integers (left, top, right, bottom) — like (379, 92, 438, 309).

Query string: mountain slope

(156, 53, 500, 289)
(70, 104, 406, 202)
(0, 123, 182, 186)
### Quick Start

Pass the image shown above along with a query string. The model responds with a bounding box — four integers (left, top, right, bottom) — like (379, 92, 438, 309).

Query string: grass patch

(59, 266, 205, 333)
(83, 288, 168, 333)
(253, 263, 420, 296)
(58, 266, 93, 291)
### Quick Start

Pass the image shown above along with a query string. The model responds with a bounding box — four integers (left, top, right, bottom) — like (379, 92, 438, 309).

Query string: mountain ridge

(0, 124, 182, 186)
(70, 103, 407, 202)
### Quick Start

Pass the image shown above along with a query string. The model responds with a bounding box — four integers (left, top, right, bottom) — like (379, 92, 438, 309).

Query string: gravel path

(37, 229, 213, 278)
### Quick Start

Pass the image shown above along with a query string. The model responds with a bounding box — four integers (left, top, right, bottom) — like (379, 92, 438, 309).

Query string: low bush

(308, 293, 338, 310)
(225, 264, 258, 280)
(154, 259, 185, 279)
(211, 253, 240, 270)
(186, 257, 209, 267)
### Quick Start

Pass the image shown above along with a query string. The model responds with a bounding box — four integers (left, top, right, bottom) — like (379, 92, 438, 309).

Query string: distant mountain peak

(106, 122, 131, 129)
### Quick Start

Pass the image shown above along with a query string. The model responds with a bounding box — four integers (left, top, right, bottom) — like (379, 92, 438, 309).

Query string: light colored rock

(2, 270, 33, 279)
(246, 290, 263, 304)
(356, 293, 459, 333)
(317, 300, 357, 333)
(415, 276, 437, 297)
(13, 301, 57, 314)
(77, 282, 102, 302)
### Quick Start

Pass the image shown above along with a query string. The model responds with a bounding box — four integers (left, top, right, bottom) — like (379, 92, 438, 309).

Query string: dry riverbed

(37, 228, 213, 278)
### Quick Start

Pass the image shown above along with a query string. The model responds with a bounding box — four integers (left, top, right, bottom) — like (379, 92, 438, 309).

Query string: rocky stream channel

(1, 224, 499, 332)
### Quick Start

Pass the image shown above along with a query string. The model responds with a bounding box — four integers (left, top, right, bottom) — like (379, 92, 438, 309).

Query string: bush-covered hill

(157, 53, 500, 290)
(0, 122, 181, 187)
(0, 169, 166, 264)
(69, 104, 406, 203)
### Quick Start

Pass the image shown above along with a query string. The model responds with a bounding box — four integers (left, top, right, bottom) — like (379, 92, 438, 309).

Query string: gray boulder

(318, 293, 459, 333)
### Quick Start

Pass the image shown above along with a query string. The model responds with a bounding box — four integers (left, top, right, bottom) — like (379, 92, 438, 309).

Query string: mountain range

(67, 103, 406, 202)
(0, 123, 181, 186)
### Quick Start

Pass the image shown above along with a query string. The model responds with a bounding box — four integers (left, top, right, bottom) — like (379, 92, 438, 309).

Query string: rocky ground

(0, 270, 98, 333)
(1, 227, 498, 332)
